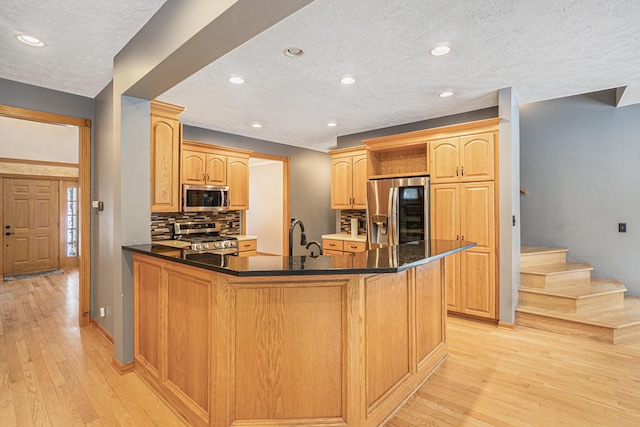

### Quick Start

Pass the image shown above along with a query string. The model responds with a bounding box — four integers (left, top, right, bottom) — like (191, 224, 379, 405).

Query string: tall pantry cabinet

(150, 100, 185, 212)
(429, 122, 499, 320)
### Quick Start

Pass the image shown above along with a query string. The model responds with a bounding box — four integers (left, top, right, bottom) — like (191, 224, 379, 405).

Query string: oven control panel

(191, 239, 238, 251)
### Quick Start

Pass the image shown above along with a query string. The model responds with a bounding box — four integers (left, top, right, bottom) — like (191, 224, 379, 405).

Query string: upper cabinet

(329, 147, 367, 210)
(150, 100, 185, 213)
(181, 140, 251, 210)
(430, 132, 495, 184)
(182, 149, 226, 186)
(226, 155, 249, 210)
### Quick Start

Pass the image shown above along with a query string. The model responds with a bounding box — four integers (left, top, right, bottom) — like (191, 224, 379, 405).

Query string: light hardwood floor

(1, 268, 638, 426)
(386, 317, 640, 426)
(0, 268, 188, 426)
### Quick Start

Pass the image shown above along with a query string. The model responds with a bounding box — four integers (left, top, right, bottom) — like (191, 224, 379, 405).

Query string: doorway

(0, 105, 91, 327)
(246, 154, 290, 255)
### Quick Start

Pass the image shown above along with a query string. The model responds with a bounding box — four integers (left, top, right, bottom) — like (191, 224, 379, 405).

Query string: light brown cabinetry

(431, 181, 496, 318)
(430, 132, 495, 183)
(150, 100, 184, 212)
(237, 238, 257, 256)
(362, 118, 500, 320)
(322, 238, 366, 254)
(329, 147, 367, 209)
(226, 156, 249, 210)
(133, 254, 215, 426)
(133, 252, 447, 426)
(181, 140, 251, 210)
(182, 150, 226, 185)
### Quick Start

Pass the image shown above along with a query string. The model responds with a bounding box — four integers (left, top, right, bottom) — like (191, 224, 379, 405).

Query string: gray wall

(498, 88, 521, 324)
(520, 90, 640, 296)
(337, 107, 498, 148)
(184, 126, 334, 243)
(92, 82, 115, 334)
(0, 78, 94, 119)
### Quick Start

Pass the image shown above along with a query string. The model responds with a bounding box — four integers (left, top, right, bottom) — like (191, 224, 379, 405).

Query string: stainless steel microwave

(183, 184, 229, 212)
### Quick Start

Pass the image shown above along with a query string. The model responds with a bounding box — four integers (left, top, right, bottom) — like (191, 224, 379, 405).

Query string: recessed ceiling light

(15, 32, 45, 47)
(439, 91, 455, 98)
(340, 75, 356, 85)
(284, 47, 304, 58)
(251, 123, 262, 128)
(327, 122, 337, 127)
(228, 76, 245, 84)
(430, 45, 451, 56)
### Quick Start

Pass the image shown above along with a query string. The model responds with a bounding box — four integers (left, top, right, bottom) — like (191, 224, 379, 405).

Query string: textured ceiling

(2, 1, 640, 152)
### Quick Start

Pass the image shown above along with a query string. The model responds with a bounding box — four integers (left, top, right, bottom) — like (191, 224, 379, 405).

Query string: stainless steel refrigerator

(366, 176, 429, 249)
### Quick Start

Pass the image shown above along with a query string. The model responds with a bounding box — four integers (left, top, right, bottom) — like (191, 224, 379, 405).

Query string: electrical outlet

(618, 223, 627, 233)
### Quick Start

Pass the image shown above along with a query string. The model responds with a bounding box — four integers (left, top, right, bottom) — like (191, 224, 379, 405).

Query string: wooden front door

(3, 178, 59, 275)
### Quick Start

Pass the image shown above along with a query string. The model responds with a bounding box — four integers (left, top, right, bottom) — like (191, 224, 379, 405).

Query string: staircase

(516, 246, 640, 344)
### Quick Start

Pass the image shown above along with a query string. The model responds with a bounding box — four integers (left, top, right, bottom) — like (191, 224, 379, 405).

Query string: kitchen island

(123, 240, 474, 427)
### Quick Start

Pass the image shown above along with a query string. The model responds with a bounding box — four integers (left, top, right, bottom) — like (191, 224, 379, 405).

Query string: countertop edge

(123, 241, 475, 277)
(321, 233, 367, 243)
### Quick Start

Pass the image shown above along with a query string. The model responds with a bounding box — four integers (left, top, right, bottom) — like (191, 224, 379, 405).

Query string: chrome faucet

(289, 218, 307, 256)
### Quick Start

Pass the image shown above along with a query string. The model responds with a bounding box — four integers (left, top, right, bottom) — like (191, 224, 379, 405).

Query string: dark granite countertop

(123, 240, 475, 277)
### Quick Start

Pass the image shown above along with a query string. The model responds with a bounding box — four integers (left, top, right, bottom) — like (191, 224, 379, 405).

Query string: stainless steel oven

(174, 221, 238, 255)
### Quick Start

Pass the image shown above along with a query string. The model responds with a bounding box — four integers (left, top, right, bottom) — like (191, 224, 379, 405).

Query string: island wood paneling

(133, 259, 162, 377)
(365, 271, 411, 410)
(415, 261, 444, 364)
(164, 266, 214, 421)
(133, 254, 449, 427)
(233, 283, 345, 421)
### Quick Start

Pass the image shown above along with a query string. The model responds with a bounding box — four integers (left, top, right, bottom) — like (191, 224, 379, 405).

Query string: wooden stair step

(516, 296, 640, 344)
(521, 262, 593, 288)
(518, 279, 626, 312)
(521, 246, 568, 268)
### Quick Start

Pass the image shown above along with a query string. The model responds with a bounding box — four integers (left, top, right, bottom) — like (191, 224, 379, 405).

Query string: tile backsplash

(151, 211, 241, 241)
(340, 210, 367, 235)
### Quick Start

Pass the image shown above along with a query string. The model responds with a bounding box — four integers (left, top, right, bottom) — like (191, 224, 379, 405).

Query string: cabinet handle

(202, 173, 206, 181)
(456, 166, 459, 176)
(456, 235, 459, 240)
(461, 166, 464, 176)
(462, 235, 465, 241)
(207, 173, 210, 181)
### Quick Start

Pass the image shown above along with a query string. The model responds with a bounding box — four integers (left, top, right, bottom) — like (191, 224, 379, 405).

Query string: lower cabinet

(133, 252, 446, 426)
(430, 182, 496, 319)
(322, 238, 366, 254)
(237, 238, 257, 256)
(133, 254, 215, 427)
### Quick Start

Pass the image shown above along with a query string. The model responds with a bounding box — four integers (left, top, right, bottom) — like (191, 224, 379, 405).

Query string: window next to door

(60, 180, 79, 268)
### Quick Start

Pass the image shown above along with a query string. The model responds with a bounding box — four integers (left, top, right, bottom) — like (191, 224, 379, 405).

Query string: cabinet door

(430, 184, 461, 311)
(460, 182, 495, 318)
(150, 116, 181, 211)
(460, 250, 495, 318)
(460, 182, 494, 251)
(205, 153, 226, 185)
(351, 153, 368, 209)
(429, 137, 459, 183)
(331, 157, 353, 209)
(227, 156, 249, 210)
(182, 150, 206, 185)
(460, 132, 494, 182)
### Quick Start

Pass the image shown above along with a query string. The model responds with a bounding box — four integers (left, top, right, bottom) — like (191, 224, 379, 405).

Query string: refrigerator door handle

(389, 186, 399, 246)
